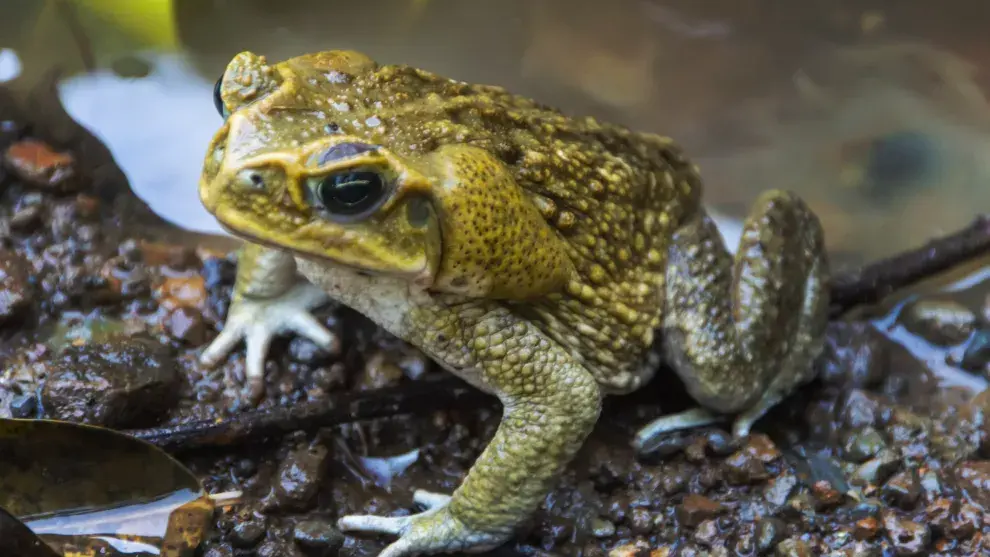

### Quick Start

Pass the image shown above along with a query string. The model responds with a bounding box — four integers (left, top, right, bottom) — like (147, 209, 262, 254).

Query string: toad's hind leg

(634, 190, 828, 452)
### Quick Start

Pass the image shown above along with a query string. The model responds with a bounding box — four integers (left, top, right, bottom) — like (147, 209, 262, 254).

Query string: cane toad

(199, 50, 829, 556)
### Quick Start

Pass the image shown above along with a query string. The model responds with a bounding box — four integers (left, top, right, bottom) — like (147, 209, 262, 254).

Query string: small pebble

(882, 469, 921, 509)
(775, 538, 812, 557)
(764, 475, 798, 507)
(257, 539, 304, 557)
(692, 519, 719, 547)
(676, 494, 725, 527)
(756, 518, 784, 552)
(952, 460, 990, 509)
(293, 518, 344, 555)
(842, 427, 886, 462)
(853, 517, 879, 540)
(900, 299, 976, 346)
(960, 329, 990, 372)
(590, 517, 616, 538)
(202, 544, 234, 557)
(166, 307, 207, 345)
(272, 440, 330, 511)
(9, 393, 36, 418)
(628, 508, 652, 536)
(230, 520, 266, 548)
(881, 510, 930, 556)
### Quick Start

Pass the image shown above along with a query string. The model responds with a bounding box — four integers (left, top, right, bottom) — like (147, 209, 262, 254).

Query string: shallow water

(3, 0, 989, 269)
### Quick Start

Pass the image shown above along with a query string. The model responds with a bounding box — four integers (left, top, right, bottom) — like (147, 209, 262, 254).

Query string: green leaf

(0, 419, 213, 557)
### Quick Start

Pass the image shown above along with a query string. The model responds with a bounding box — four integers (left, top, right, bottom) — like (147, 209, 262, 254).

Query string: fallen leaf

(0, 419, 213, 556)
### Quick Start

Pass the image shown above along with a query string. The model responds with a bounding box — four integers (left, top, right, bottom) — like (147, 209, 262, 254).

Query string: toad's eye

(213, 75, 228, 119)
(313, 170, 387, 218)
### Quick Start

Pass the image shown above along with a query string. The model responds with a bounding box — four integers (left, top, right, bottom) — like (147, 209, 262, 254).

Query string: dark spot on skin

(406, 197, 431, 228)
(450, 277, 467, 288)
(318, 142, 377, 165)
(324, 123, 340, 134)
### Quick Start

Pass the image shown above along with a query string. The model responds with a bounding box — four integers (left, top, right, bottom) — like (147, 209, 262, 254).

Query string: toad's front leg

(339, 306, 602, 556)
(199, 242, 335, 402)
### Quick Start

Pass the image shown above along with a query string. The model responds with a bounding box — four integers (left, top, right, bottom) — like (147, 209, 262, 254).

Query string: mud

(0, 85, 988, 557)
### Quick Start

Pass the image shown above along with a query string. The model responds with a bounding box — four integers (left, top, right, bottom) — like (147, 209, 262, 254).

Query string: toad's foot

(633, 391, 787, 454)
(339, 490, 508, 557)
(199, 282, 333, 401)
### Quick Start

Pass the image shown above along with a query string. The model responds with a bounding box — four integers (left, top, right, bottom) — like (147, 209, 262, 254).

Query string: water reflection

(2, 0, 988, 266)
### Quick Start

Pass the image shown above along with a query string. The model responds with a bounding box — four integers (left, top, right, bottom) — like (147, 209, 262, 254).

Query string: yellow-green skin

(198, 50, 829, 556)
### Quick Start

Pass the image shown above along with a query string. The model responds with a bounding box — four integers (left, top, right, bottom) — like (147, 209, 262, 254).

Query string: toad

(199, 50, 829, 556)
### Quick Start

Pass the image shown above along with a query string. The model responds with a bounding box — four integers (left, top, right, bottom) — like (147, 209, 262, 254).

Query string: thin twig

(128, 376, 485, 451)
(125, 215, 990, 451)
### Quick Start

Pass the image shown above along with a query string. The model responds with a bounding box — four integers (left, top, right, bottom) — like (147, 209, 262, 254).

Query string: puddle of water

(1, 0, 988, 266)
(57, 52, 224, 235)
(861, 257, 990, 394)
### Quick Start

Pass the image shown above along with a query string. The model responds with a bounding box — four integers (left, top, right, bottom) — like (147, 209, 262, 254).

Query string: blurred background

(3, 0, 990, 271)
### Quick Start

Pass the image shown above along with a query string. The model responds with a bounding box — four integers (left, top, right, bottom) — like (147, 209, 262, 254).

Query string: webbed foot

(200, 282, 333, 401)
(339, 490, 508, 556)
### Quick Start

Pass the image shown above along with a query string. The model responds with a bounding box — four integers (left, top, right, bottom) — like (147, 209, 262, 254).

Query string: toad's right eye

(213, 75, 228, 119)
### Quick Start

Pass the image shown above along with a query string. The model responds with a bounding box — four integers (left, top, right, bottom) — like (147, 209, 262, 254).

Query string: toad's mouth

(213, 210, 431, 284)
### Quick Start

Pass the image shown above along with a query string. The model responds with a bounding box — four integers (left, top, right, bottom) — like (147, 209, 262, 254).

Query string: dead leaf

(0, 419, 213, 556)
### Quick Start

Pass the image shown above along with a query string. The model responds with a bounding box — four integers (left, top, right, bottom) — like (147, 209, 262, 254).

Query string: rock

(293, 518, 344, 556)
(165, 307, 207, 345)
(775, 538, 812, 557)
(960, 329, 990, 372)
(356, 352, 404, 390)
(590, 517, 616, 538)
(925, 498, 952, 536)
(818, 321, 888, 387)
(811, 480, 843, 508)
(755, 519, 784, 553)
(853, 517, 879, 540)
(852, 449, 901, 486)
(703, 429, 737, 456)
(100, 255, 150, 299)
(722, 434, 780, 484)
(881, 510, 930, 556)
(764, 474, 798, 507)
(692, 519, 719, 547)
(230, 519, 266, 548)
(882, 469, 921, 509)
(842, 427, 887, 462)
(900, 299, 976, 346)
(202, 543, 234, 557)
(0, 250, 32, 324)
(257, 539, 304, 557)
(949, 503, 980, 540)
(952, 460, 990, 509)
(676, 494, 725, 527)
(838, 390, 880, 429)
(607, 540, 650, 557)
(157, 275, 208, 312)
(40, 338, 179, 427)
(9, 393, 36, 418)
(3, 139, 78, 191)
(288, 336, 338, 365)
(272, 440, 330, 511)
(628, 508, 653, 536)
(10, 192, 43, 230)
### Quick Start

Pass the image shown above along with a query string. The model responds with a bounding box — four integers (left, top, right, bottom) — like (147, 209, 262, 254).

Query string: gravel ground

(0, 87, 988, 557)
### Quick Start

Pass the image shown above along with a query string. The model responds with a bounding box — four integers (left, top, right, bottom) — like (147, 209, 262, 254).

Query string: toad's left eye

(213, 75, 227, 119)
(313, 170, 387, 218)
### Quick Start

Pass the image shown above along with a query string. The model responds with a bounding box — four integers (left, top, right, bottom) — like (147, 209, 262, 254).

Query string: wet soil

(1, 84, 989, 557)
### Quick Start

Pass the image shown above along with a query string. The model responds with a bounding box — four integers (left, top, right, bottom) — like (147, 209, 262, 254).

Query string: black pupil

(318, 171, 384, 215)
(213, 75, 224, 117)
